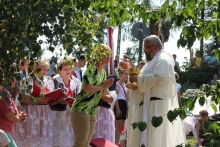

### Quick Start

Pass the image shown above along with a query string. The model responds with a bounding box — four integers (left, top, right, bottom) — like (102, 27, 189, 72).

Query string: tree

(124, 45, 139, 66)
(0, 0, 144, 89)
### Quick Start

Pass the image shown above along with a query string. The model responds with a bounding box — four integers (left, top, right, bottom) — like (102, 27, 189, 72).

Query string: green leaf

(178, 109, 186, 120)
(204, 33, 210, 40)
(211, 103, 217, 114)
(172, 1, 177, 9)
(167, 110, 176, 123)
(29, 96, 36, 104)
(36, 68, 41, 73)
(151, 116, 163, 128)
(203, 121, 211, 130)
(178, 38, 187, 47)
(185, 98, 194, 110)
(0, 91, 8, 98)
(132, 122, 138, 130)
(137, 121, 147, 132)
(161, 1, 169, 13)
(187, 36, 196, 49)
(199, 95, 205, 106)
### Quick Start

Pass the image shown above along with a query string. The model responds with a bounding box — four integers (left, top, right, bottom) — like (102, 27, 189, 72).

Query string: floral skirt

(92, 106, 115, 143)
(14, 105, 53, 147)
(51, 106, 74, 147)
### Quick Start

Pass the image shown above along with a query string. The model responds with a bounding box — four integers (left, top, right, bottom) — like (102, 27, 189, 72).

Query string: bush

(178, 66, 219, 88)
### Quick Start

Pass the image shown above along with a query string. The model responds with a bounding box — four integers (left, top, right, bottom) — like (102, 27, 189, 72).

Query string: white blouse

(116, 82, 128, 100)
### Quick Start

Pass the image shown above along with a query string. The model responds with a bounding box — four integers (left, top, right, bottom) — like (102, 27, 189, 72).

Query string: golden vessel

(128, 67, 140, 76)
(126, 67, 140, 90)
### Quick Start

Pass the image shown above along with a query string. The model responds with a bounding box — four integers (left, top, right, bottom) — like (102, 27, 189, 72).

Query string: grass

(186, 135, 196, 147)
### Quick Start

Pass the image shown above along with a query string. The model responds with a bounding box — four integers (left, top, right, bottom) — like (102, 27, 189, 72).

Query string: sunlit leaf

(211, 103, 217, 114)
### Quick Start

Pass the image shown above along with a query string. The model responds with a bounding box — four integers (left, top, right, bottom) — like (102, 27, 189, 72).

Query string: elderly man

(127, 35, 186, 147)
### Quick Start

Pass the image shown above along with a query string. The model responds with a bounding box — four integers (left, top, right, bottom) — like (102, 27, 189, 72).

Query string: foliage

(200, 121, 220, 147)
(124, 43, 140, 66)
(0, 0, 149, 86)
(178, 66, 219, 88)
(204, 36, 220, 56)
(180, 81, 197, 96)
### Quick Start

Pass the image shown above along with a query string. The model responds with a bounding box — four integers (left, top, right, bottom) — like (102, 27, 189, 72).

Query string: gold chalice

(126, 67, 140, 90)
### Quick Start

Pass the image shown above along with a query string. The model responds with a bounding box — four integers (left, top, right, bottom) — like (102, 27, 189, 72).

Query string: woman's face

(38, 66, 49, 76)
(59, 65, 72, 78)
(120, 70, 128, 81)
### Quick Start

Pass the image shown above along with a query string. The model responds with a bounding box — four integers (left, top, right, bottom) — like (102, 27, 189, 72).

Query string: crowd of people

(0, 43, 130, 147)
(0, 35, 210, 147)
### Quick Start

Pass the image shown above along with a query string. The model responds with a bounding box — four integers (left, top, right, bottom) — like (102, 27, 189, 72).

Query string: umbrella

(90, 138, 118, 147)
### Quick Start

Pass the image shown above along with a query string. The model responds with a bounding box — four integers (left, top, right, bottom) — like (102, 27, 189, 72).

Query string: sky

(113, 28, 201, 67)
(42, 28, 201, 67)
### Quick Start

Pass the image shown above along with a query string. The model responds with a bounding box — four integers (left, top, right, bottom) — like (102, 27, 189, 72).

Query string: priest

(127, 35, 186, 147)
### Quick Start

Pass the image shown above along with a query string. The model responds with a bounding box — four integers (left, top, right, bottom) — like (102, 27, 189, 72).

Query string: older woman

(15, 59, 53, 147)
(47, 59, 81, 147)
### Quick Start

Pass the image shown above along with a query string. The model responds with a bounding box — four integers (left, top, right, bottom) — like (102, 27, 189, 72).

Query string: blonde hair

(33, 59, 50, 73)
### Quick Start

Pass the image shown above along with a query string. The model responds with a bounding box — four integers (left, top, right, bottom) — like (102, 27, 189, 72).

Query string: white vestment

(127, 50, 186, 147)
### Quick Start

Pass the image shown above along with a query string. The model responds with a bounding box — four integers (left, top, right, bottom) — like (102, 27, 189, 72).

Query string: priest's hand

(129, 75, 138, 83)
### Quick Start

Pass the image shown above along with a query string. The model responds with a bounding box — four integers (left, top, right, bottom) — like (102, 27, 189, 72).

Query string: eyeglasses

(143, 44, 155, 50)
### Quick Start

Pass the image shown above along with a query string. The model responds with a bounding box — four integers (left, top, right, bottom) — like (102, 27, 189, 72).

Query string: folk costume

(47, 74, 81, 147)
(15, 75, 53, 147)
(92, 91, 117, 143)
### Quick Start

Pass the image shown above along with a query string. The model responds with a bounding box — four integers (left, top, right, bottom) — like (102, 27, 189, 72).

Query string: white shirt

(75, 67, 82, 81)
(116, 82, 128, 100)
(47, 74, 81, 94)
(0, 129, 10, 147)
(176, 83, 181, 93)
